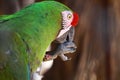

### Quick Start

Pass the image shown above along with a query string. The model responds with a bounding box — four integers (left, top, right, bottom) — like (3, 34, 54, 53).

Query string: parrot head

(57, 10, 79, 40)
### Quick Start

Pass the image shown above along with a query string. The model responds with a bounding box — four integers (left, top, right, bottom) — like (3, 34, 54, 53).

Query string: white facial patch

(57, 11, 73, 38)
(62, 11, 73, 29)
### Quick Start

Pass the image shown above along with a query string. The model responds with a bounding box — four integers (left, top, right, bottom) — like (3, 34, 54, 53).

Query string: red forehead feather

(71, 12, 79, 27)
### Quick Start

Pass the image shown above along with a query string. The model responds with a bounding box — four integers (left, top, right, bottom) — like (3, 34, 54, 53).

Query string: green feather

(0, 1, 72, 80)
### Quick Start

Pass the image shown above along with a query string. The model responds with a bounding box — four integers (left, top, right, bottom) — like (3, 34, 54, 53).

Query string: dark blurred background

(0, 0, 120, 80)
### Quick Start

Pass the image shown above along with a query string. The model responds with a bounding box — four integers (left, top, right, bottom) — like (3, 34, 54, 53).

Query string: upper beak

(57, 26, 71, 38)
(56, 26, 75, 43)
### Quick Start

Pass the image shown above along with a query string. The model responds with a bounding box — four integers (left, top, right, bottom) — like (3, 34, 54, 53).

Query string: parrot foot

(43, 41, 76, 61)
(43, 27, 77, 61)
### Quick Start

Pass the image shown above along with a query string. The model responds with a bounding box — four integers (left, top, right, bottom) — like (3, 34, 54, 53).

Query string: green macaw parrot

(0, 1, 79, 80)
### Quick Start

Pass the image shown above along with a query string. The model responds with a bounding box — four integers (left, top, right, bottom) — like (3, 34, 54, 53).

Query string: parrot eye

(67, 14, 72, 20)
(61, 11, 73, 29)
(57, 11, 73, 38)
(57, 11, 79, 38)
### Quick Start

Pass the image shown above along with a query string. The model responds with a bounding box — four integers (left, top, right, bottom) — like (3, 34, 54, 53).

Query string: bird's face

(56, 11, 79, 42)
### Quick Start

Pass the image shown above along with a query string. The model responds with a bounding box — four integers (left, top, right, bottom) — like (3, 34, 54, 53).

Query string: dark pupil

(68, 14, 71, 19)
